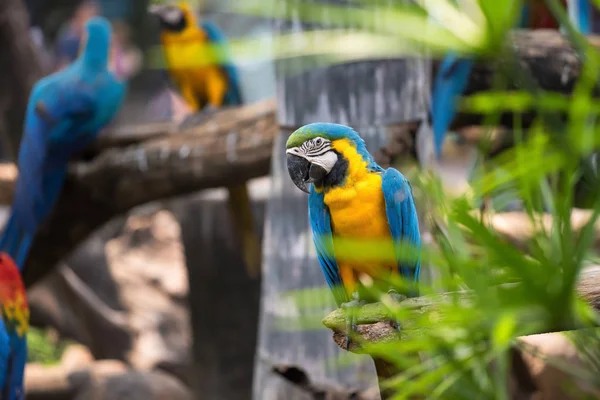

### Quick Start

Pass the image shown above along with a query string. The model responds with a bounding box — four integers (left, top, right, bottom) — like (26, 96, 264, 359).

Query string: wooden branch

(11, 99, 277, 287)
(322, 267, 600, 399)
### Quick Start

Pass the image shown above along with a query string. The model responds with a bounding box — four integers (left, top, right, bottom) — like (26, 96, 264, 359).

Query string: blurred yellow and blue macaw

(431, 0, 593, 158)
(149, 2, 242, 113)
(149, 2, 261, 277)
(286, 123, 421, 348)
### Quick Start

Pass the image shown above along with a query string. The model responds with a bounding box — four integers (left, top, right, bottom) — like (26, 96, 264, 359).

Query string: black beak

(287, 154, 311, 194)
(286, 154, 329, 194)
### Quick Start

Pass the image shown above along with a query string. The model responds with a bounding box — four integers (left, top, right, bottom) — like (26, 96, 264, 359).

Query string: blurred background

(1, 0, 600, 399)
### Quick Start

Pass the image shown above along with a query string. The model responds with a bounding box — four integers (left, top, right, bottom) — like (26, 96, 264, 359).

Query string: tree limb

(13, 99, 277, 287)
(322, 267, 600, 399)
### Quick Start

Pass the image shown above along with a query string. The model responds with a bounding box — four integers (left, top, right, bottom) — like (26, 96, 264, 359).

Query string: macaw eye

(315, 138, 323, 146)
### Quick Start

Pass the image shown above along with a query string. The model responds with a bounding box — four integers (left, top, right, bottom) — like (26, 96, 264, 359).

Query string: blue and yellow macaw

(431, 0, 593, 158)
(149, 2, 242, 113)
(286, 123, 421, 347)
(0, 17, 125, 399)
(149, 2, 262, 278)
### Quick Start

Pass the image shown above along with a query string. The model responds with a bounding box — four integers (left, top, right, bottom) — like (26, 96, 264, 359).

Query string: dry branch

(322, 267, 600, 399)
(11, 99, 277, 287)
(324, 266, 600, 350)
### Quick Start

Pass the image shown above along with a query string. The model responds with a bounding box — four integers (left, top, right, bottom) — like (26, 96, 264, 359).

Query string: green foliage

(27, 327, 72, 365)
(226, 0, 600, 398)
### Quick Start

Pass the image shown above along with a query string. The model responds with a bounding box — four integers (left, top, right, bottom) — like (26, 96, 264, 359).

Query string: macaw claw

(387, 289, 406, 332)
(340, 293, 366, 350)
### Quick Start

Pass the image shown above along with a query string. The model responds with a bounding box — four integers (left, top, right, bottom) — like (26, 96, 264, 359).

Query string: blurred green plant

(221, 0, 600, 398)
(27, 327, 72, 365)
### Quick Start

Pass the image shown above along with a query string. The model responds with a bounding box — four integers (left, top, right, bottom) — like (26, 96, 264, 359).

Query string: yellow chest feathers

(322, 140, 391, 239)
(161, 30, 217, 71)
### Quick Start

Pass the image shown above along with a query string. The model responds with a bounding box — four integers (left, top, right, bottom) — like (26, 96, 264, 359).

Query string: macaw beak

(286, 154, 329, 194)
(286, 154, 311, 194)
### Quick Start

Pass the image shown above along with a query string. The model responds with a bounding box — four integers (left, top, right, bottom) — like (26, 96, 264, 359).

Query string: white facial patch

(286, 136, 338, 174)
(310, 151, 338, 173)
(163, 7, 184, 24)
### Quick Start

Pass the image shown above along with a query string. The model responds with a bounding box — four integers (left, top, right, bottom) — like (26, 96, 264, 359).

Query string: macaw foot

(340, 293, 366, 350)
(386, 289, 407, 331)
(178, 105, 220, 131)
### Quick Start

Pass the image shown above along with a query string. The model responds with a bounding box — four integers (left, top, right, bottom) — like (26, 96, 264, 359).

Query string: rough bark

(4, 98, 277, 287)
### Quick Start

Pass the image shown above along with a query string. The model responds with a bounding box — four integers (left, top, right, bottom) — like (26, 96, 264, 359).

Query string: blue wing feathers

(567, 0, 592, 34)
(308, 186, 347, 306)
(0, 319, 8, 391)
(200, 20, 243, 106)
(431, 2, 592, 157)
(2, 56, 125, 273)
(430, 55, 474, 158)
(382, 168, 421, 296)
(5, 338, 26, 400)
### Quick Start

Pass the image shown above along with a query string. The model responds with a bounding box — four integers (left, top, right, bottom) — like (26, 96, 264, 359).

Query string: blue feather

(567, 0, 592, 34)
(430, 55, 474, 159)
(200, 20, 243, 106)
(431, 1, 593, 158)
(381, 168, 421, 296)
(308, 186, 347, 306)
(2, 337, 25, 400)
(0, 319, 9, 391)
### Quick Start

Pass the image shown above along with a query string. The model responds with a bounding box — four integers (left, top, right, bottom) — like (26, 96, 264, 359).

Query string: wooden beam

(12, 99, 277, 287)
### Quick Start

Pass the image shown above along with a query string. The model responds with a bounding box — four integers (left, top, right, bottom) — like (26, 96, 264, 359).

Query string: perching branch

(322, 267, 600, 351)
(322, 266, 600, 399)
(3, 98, 277, 287)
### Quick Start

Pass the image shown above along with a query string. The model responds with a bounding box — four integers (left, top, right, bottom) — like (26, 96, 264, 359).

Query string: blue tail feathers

(0, 215, 34, 271)
(431, 55, 474, 158)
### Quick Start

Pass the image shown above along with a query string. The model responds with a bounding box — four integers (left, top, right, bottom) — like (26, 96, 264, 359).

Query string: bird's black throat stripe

(314, 150, 348, 190)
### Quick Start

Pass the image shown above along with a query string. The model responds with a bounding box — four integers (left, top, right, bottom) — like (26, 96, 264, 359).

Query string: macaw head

(286, 123, 373, 194)
(0, 253, 28, 338)
(148, 2, 197, 32)
(80, 16, 112, 69)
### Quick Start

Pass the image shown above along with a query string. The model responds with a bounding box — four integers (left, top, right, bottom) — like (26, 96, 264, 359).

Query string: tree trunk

(0, 0, 42, 160)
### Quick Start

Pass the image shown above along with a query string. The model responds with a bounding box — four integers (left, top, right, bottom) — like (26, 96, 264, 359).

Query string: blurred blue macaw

(0, 16, 126, 400)
(0, 16, 126, 269)
(430, 0, 593, 158)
